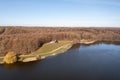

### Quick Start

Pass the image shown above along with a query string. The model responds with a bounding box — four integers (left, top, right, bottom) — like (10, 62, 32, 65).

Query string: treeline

(0, 27, 120, 56)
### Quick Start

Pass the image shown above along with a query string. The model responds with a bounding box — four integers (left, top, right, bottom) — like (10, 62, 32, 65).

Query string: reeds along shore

(0, 27, 120, 56)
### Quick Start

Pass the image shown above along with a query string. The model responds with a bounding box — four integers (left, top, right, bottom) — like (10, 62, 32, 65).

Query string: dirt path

(22, 44, 72, 62)
(46, 44, 71, 54)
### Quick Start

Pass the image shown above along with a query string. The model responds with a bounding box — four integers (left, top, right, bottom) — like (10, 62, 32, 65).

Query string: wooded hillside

(0, 27, 120, 56)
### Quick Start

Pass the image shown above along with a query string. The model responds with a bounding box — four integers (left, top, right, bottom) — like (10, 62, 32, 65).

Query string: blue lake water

(0, 43, 120, 80)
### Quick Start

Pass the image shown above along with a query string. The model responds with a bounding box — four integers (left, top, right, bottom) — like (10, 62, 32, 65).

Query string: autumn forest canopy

(0, 27, 120, 56)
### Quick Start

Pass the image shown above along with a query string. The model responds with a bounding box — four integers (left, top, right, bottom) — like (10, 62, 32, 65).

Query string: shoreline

(79, 40, 96, 44)
(0, 40, 96, 64)
(22, 43, 73, 62)
(21, 40, 96, 62)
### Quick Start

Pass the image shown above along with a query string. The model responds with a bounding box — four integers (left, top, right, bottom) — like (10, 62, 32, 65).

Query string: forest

(0, 27, 120, 56)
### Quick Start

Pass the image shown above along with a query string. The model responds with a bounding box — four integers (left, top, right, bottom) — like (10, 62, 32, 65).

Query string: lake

(0, 43, 120, 80)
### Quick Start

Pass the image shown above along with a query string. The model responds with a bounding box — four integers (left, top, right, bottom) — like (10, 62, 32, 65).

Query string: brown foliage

(0, 27, 120, 56)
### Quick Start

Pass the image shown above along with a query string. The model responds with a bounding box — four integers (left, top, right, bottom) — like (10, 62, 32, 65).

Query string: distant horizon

(0, 0, 120, 27)
(0, 25, 120, 28)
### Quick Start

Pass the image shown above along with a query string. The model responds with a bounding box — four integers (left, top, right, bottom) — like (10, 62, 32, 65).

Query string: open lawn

(32, 41, 72, 56)
(20, 41, 72, 62)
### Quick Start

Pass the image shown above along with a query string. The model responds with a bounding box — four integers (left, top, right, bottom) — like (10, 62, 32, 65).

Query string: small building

(50, 40, 59, 43)
(54, 40, 58, 43)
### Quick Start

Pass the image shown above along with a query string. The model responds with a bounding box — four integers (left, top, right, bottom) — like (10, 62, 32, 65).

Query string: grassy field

(20, 41, 72, 62)
(0, 41, 72, 63)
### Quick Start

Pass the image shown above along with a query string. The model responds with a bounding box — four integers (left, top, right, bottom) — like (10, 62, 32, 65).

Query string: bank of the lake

(0, 57, 3, 64)
(0, 40, 96, 64)
(0, 41, 73, 64)
(1, 43, 120, 80)
(20, 41, 73, 62)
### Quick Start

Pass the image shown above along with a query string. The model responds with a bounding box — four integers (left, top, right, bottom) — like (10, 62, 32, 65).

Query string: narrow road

(21, 43, 72, 58)
(22, 43, 72, 62)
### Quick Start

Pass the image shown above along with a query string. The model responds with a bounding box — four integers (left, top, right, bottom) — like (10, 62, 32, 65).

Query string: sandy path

(22, 44, 72, 62)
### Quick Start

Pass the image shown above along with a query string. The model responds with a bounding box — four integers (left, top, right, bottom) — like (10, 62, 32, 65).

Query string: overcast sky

(0, 0, 120, 27)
